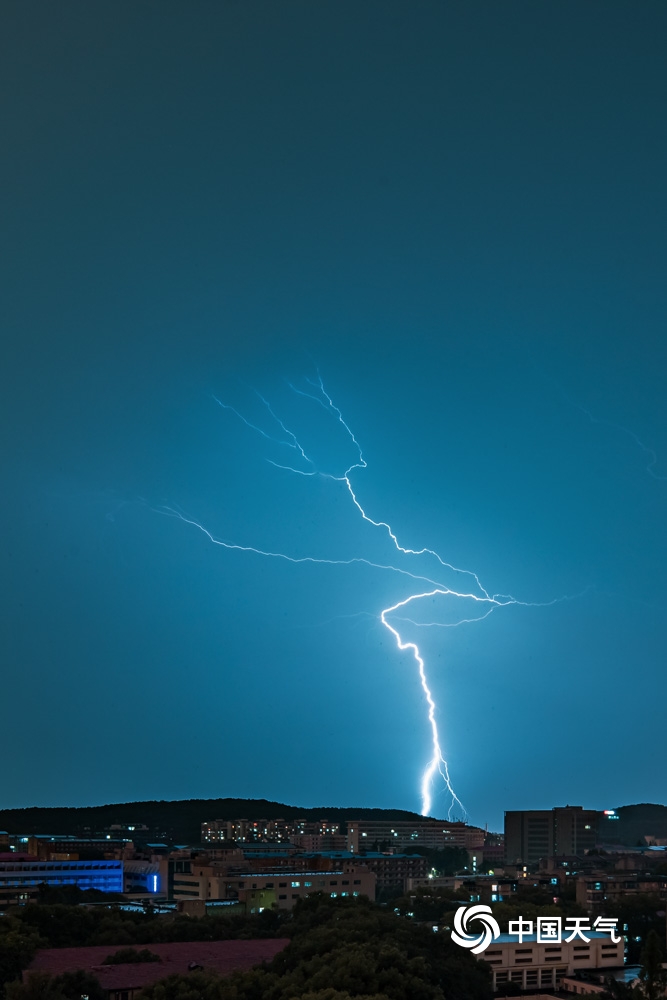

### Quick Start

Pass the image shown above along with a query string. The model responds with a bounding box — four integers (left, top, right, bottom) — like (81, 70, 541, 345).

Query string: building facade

(201, 818, 343, 845)
(504, 807, 599, 865)
(346, 819, 484, 853)
(576, 872, 667, 915)
(165, 859, 376, 910)
(478, 931, 624, 992)
(0, 858, 123, 905)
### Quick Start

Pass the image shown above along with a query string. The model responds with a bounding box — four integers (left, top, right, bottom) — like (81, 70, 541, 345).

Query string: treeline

(0, 798, 425, 844)
(2, 901, 286, 951)
(598, 803, 667, 847)
(4, 895, 493, 1000)
(0, 899, 287, 994)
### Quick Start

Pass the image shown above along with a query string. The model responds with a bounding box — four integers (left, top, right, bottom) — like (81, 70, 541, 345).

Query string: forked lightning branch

(159, 376, 565, 817)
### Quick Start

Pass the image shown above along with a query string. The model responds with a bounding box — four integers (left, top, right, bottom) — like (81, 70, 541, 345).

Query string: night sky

(3, 2, 666, 830)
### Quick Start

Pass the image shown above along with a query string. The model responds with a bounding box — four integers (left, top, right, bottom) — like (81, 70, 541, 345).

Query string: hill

(598, 803, 667, 847)
(0, 798, 427, 845)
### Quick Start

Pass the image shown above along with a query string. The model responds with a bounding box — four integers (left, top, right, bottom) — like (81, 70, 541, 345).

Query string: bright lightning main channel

(158, 375, 563, 818)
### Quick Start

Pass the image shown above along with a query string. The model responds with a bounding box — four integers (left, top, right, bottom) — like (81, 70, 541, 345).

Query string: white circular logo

(451, 904, 501, 954)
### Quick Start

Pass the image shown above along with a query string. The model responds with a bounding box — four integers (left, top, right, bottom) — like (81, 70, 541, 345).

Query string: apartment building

(346, 819, 484, 853)
(576, 872, 667, 914)
(201, 818, 343, 844)
(478, 931, 624, 992)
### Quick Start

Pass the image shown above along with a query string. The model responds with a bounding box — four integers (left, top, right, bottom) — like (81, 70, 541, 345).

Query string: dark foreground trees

(5, 969, 106, 1000)
(3, 895, 491, 1000)
(605, 929, 667, 1000)
(136, 894, 492, 1000)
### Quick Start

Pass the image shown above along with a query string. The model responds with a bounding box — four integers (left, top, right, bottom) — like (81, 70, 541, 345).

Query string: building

(482, 833, 505, 867)
(201, 816, 485, 855)
(322, 852, 427, 890)
(25, 939, 289, 1000)
(477, 931, 624, 992)
(201, 818, 343, 845)
(406, 875, 465, 892)
(0, 858, 123, 905)
(405, 873, 525, 902)
(504, 807, 599, 865)
(123, 860, 162, 895)
(559, 967, 643, 995)
(576, 872, 667, 915)
(290, 833, 347, 852)
(15, 835, 133, 860)
(222, 869, 376, 911)
(346, 818, 484, 853)
(202, 818, 293, 843)
(163, 858, 376, 910)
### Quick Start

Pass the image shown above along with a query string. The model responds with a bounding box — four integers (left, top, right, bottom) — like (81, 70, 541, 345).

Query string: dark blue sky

(2, 1, 666, 829)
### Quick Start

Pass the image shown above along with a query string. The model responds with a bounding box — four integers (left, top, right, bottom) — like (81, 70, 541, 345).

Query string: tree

(638, 929, 667, 1000)
(611, 894, 666, 964)
(138, 894, 492, 1000)
(4, 972, 67, 1000)
(0, 920, 43, 993)
(102, 946, 161, 964)
(606, 929, 667, 1000)
(5, 970, 106, 1000)
(299, 992, 391, 1000)
(134, 970, 226, 1000)
(393, 886, 469, 923)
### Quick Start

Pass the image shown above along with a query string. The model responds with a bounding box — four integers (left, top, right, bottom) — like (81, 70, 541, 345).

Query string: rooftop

(28, 939, 289, 991)
(225, 870, 347, 877)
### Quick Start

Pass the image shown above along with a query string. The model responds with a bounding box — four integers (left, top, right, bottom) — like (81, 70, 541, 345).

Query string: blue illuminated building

(124, 860, 162, 895)
(0, 858, 123, 906)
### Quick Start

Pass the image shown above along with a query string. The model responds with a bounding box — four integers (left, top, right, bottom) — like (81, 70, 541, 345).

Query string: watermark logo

(451, 904, 501, 954)
(451, 911, 622, 953)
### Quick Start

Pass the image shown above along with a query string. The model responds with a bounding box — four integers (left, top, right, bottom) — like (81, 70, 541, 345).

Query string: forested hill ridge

(0, 798, 427, 844)
(598, 803, 667, 847)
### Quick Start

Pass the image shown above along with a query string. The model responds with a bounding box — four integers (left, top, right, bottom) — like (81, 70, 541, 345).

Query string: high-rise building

(504, 807, 599, 865)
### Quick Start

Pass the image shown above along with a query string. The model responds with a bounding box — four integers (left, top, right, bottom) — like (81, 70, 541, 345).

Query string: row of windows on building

(495, 968, 568, 986)
(231, 879, 362, 888)
(484, 944, 620, 967)
(274, 892, 361, 900)
(0, 862, 121, 872)
(0, 877, 121, 887)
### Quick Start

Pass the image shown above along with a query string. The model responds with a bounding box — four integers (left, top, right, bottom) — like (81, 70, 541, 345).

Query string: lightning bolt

(555, 384, 667, 482)
(160, 376, 569, 818)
